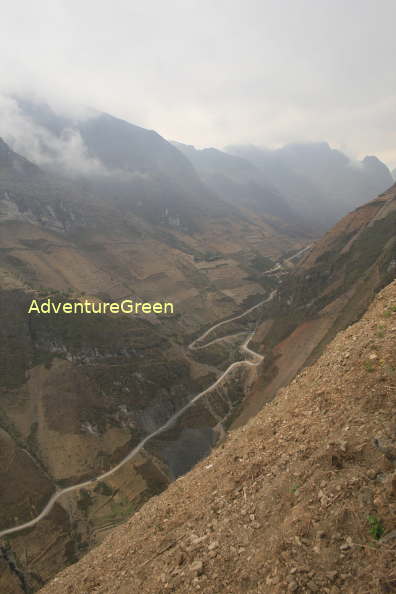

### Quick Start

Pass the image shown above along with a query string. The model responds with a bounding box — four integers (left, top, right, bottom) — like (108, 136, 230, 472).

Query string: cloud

(0, 94, 104, 175)
(0, 0, 395, 167)
(0, 94, 154, 182)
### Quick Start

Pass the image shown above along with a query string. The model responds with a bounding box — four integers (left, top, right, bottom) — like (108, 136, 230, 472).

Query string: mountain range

(6, 97, 394, 231)
(226, 142, 393, 228)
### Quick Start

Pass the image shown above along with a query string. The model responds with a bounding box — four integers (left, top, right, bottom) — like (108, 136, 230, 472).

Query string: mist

(1, 0, 396, 168)
(0, 94, 106, 176)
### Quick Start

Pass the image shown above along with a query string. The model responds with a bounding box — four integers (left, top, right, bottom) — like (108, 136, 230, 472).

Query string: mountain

(5, 97, 310, 239)
(38, 276, 396, 594)
(227, 142, 393, 228)
(11, 99, 228, 230)
(171, 141, 298, 224)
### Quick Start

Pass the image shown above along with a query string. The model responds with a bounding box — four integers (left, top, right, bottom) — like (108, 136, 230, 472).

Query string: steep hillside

(236, 184, 396, 425)
(38, 279, 396, 594)
(0, 135, 305, 331)
(227, 143, 393, 228)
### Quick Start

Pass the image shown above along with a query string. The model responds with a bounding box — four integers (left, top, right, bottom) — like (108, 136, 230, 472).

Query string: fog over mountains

(227, 143, 393, 227)
(175, 139, 394, 228)
(172, 141, 295, 223)
(1, 95, 394, 231)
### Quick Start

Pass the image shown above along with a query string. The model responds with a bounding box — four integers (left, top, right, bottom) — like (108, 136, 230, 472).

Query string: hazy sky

(1, 0, 396, 167)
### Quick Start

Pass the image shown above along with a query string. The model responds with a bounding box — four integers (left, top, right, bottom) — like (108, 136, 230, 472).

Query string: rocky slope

(38, 278, 396, 594)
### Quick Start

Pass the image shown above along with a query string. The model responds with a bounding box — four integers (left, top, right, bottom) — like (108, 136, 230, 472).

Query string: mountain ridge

(171, 141, 298, 224)
(226, 142, 393, 228)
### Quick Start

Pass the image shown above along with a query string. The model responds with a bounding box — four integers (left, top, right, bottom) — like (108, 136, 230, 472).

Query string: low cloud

(1, 1, 396, 168)
(0, 94, 104, 176)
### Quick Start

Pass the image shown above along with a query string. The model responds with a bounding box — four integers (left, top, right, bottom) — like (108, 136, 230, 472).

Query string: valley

(0, 101, 395, 594)
(0, 288, 276, 541)
(0, 125, 311, 591)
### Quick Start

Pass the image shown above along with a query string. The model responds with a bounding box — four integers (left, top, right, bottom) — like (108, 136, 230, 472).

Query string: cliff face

(0, 138, 41, 177)
(38, 281, 396, 594)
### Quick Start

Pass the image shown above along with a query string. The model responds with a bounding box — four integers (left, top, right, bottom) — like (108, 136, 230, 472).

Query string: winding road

(0, 289, 280, 538)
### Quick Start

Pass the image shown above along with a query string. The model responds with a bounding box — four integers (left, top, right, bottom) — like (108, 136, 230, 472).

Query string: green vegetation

(368, 515, 384, 540)
(384, 364, 396, 375)
(376, 324, 386, 338)
(101, 498, 136, 522)
(363, 361, 375, 373)
(93, 481, 114, 496)
(204, 250, 222, 261)
(250, 254, 274, 271)
(77, 488, 93, 513)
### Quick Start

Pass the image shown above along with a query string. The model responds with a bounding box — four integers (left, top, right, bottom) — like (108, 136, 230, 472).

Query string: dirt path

(0, 290, 278, 538)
